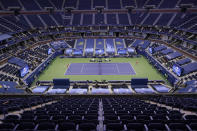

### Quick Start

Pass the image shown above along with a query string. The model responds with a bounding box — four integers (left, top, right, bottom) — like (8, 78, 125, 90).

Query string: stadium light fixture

(45, 7, 55, 14)
(144, 5, 155, 11)
(125, 6, 135, 13)
(64, 7, 75, 14)
(95, 6, 104, 13)
(178, 4, 193, 13)
(8, 7, 21, 16)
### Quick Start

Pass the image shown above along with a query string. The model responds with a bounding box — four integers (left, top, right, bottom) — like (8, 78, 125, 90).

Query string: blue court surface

(65, 63, 136, 75)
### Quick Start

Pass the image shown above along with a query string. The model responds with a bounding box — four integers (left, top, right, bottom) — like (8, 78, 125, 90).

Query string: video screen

(149, 47, 153, 54)
(172, 65, 182, 76)
(20, 65, 29, 78)
(127, 48, 135, 53)
(48, 48, 52, 55)
(65, 48, 72, 54)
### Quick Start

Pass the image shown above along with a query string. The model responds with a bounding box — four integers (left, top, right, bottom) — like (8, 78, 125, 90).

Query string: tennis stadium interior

(0, 0, 197, 130)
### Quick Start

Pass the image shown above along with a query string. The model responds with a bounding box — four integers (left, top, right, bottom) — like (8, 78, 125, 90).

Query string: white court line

(65, 63, 72, 75)
(116, 63, 120, 73)
(80, 63, 85, 73)
(128, 63, 137, 75)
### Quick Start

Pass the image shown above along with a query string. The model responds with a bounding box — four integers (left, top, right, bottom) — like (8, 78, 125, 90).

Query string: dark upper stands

(93, 0, 106, 8)
(78, 0, 91, 10)
(118, 14, 130, 25)
(83, 14, 93, 25)
(107, 14, 117, 25)
(156, 13, 173, 26)
(20, 0, 41, 10)
(50, 0, 64, 10)
(95, 14, 105, 25)
(0, 13, 197, 33)
(0, 0, 196, 33)
(36, 0, 53, 9)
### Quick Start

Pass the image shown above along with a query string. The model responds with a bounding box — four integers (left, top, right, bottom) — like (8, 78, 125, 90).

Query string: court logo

(79, 42, 83, 45)
(116, 42, 121, 45)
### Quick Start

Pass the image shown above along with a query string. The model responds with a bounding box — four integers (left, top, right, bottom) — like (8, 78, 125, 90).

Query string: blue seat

(79, 123, 97, 131)
(36, 122, 56, 130)
(127, 123, 145, 131)
(0, 123, 15, 130)
(185, 115, 197, 120)
(106, 123, 124, 131)
(136, 115, 150, 120)
(189, 123, 197, 131)
(58, 122, 76, 131)
(168, 123, 189, 131)
(16, 122, 35, 130)
(148, 123, 167, 131)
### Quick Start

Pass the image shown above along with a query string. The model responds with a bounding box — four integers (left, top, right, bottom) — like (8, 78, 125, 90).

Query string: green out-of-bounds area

(33, 56, 169, 85)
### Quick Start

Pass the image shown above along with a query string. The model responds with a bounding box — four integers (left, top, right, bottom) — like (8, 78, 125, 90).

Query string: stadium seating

(0, 3, 197, 131)
(83, 14, 93, 25)
(0, 96, 196, 130)
(85, 39, 94, 55)
(0, 0, 196, 96)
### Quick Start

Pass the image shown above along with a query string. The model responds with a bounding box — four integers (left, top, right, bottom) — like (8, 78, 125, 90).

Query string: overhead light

(95, 6, 104, 13)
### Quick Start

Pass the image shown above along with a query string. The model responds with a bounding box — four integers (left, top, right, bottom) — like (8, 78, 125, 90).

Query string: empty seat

(52, 115, 66, 122)
(35, 110, 47, 115)
(168, 123, 189, 131)
(104, 110, 115, 115)
(0, 123, 15, 130)
(20, 115, 35, 120)
(105, 115, 118, 120)
(104, 115, 120, 123)
(152, 114, 167, 120)
(61, 110, 73, 116)
(84, 115, 98, 120)
(5, 115, 19, 120)
(155, 110, 168, 115)
(189, 123, 197, 131)
(74, 110, 86, 115)
(68, 115, 81, 120)
(129, 110, 142, 115)
(148, 123, 167, 130)
(168, 110, 182, 115)
(136, 115, 150, 120)
(3, 115, 20, 123)
(36, 122, 56, 130)
(84, 115, 98, 124)
(168, 114, 183, 120)
(119, 115, 134, 120)
(78, 123, 97, 131)
(127, 123, 145, 131)
(106, 123, 124, 131)
(116, 110, 128, 115)
(58, 122, 76, 130)
(48, 111, 60, 115)
(16, 122, 35, 130)
(36, 115, 50, 120)
(23, 111, 34, 115)
(119, 115, 135, 124)
(185, 115, 197, 120)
